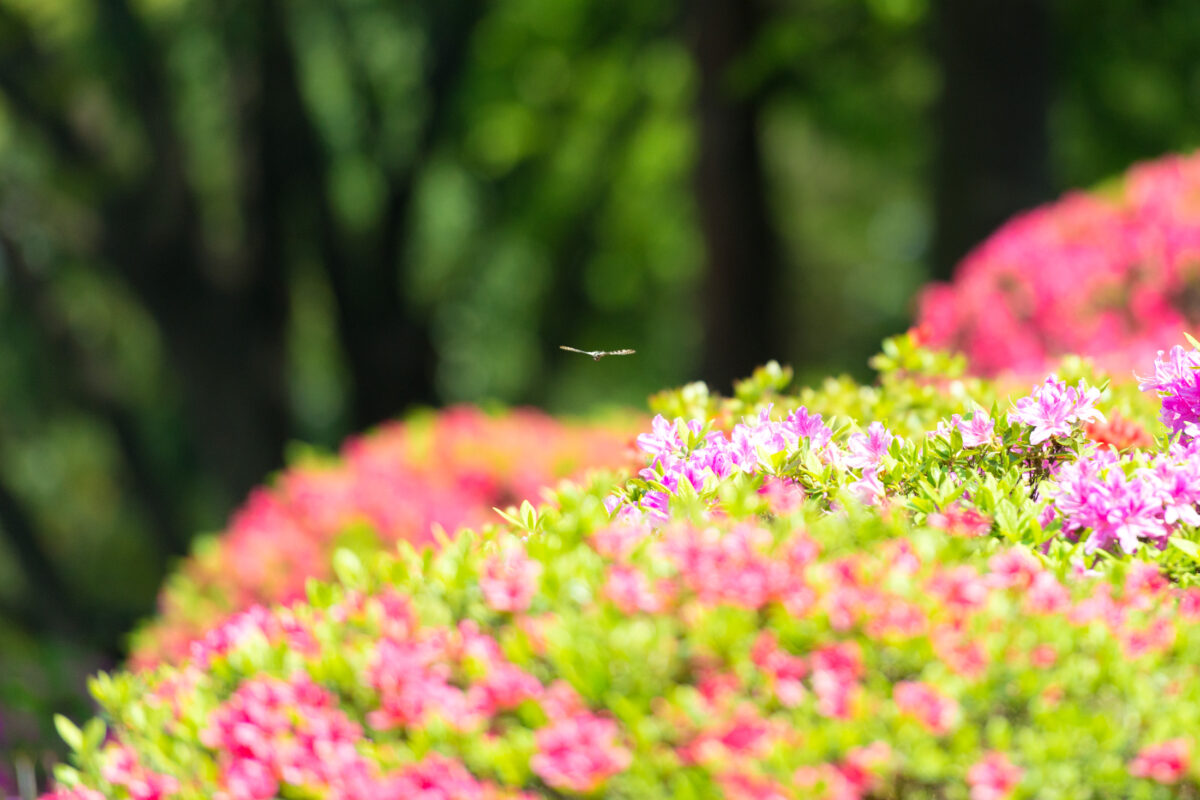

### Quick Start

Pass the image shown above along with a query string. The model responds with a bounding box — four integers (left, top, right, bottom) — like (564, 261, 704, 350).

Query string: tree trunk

(931, 0, 1052, 280)
(97, 0, 292, 504)
(689, 0, 784, 392)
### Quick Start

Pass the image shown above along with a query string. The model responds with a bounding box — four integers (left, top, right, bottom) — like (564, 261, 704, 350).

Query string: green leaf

(332, 548, 368, 590)
(55, 714, 83, 753)
(53, 765, 80, 787)
(1170, 536, 1200, 560)
(493, 506, 522, 527)
(82, 718, 107, 753)
(306, 578, 336, 607)
(520, 500, 539, 532)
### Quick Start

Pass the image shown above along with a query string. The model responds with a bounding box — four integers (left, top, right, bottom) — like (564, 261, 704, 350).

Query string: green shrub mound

(41, 337, 1200, 799)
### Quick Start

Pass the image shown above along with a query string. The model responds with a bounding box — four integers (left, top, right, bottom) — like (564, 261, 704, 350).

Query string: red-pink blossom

(893, 681, 959, 735)
(716, 771, 791, 800)
(538, 680, 587, 720)
(932, 626, 989, 679)
(751, 632, 808, 707)
(927, 565, 989, 613)
(530, 713, 632, 793)
(811, 642, 863, 720)
(986, 550, 1041, 590)
(1130, 738, 1191, 784)
(967, 751, 1023, 800)
(41, 789, 106, 800)
(603, 564, 674, 613)
(99, 744, 180, 800)
(1023, 571, 1071, 614)
(479, 546, 542, 613)
(792, 763, 860, 800)
(1029, 644, 1058, 668)
(378, 754, 492, 800)
(928, 504, 992, 537)
(201, 673, 373, 800)
(589, 523, 653, 560)
(366, 635, 476, 731)
(658, 523, 788, 609)
(917, 152, 1200, 377)
(838, 741, 893, 794)
(678, 706, 785, 765)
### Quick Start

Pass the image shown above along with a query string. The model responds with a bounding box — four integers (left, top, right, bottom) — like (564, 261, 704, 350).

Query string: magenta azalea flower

(1008, 377, 1104, 445)
(845, 422, 896, 470)
(1136, 345, 1200, 393)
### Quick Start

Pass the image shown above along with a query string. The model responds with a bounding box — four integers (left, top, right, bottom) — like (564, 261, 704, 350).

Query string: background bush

(129, 405, 643, 667)
(917, 151, 1200, 377)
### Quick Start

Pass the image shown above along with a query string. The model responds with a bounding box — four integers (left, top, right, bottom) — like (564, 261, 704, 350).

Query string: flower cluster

(623, 352, 1200, 581)
(610, 406, 839, 522)
(917, 150, 1200, 376)
(1048, 441, 1200, 554)
(200, 673, 374, 799)
(196, 669, 542, 800)
(1006, 376, 1104, 445)
(1130, 739, 1191, 785)
(1140, 344, 1200, 440)
(131, 406, 641, 666)
(1033, 345, 1200, 556)
(611, 374, 1117, 546)
(607, 405, 896, 522)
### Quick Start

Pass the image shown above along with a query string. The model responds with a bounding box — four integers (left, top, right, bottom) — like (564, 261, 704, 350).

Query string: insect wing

(560, 345, 636, 359)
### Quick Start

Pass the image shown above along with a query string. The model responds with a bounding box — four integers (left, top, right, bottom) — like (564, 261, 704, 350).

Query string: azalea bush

(40, 336, 1200, 799)
(917, 150, 1200, 377)
(133, 338, 1160, 668)
(130, 406, 644, 667)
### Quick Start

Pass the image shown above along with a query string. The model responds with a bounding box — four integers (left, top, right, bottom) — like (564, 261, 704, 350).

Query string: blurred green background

(0, 0, 1199, 781)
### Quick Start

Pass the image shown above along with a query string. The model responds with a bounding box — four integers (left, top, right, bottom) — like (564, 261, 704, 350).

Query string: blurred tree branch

(322, 0, 485, 427)
(0, 8, 98, 170)
(0, 446, 83, 643)
(0, 232, 189, 563)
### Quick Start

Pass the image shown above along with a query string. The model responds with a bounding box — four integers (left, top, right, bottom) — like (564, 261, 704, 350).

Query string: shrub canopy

(42, 336, 1200, 799)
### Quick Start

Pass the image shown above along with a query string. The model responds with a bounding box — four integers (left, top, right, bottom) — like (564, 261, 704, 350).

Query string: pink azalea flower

(716, 771, 791, 800)
(893, 681, 959, 735)
(41, 789, 106, 800)
(958, 410, 996, 447)
(479, 545, 542, 613)
(99, 745, 179, 800)
(1130, 738, 1191, 784)
(967, 751, 1023, 800)
(844, 422, 895, 470)
(603, 564, 674, 614)
(1008, 377, 1104, 445)
(531, 713, 632, 793)
(848, 467, 886, 506)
